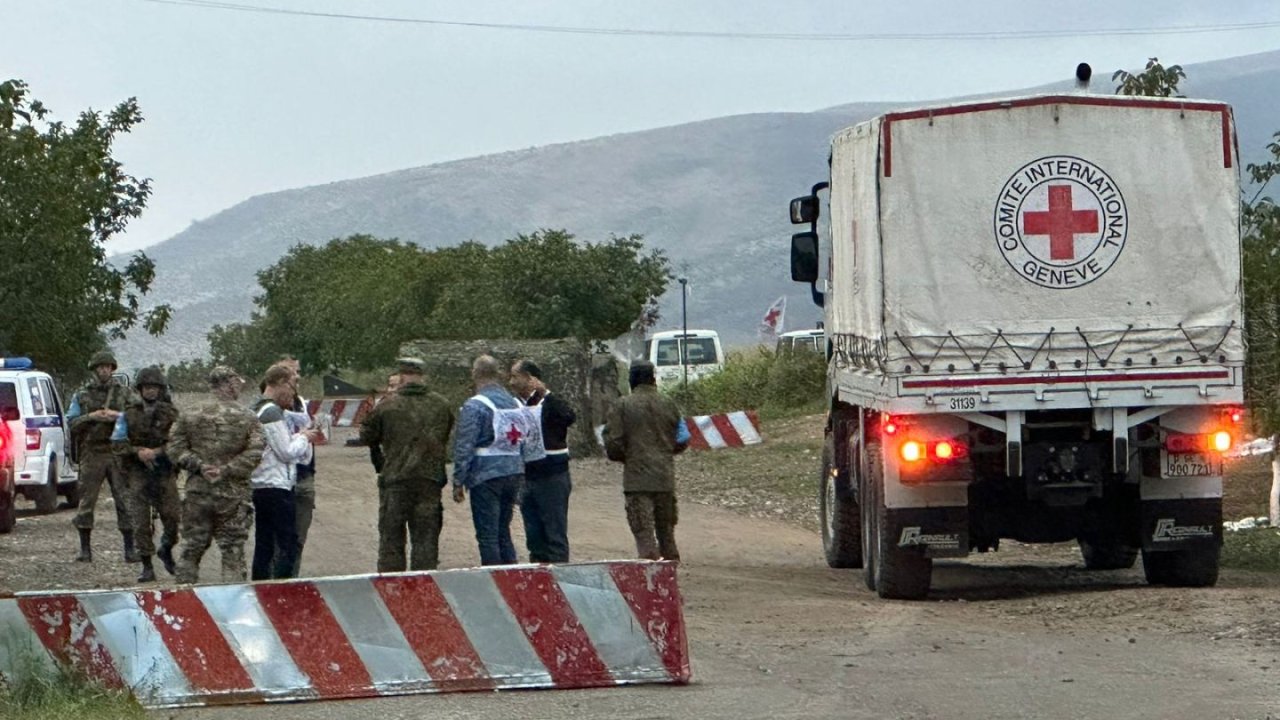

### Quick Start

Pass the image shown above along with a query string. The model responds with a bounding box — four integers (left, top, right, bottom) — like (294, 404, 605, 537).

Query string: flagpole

(679, 277, 689, 389)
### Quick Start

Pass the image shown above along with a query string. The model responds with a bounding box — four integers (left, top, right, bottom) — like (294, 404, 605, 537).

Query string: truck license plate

(1162, 451, 1220, 478)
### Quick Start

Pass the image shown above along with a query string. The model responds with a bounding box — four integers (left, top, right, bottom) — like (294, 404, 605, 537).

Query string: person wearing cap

(168, 366, 265, 584)
(602, 360, 688, 561)
(111, 366, 181, 582)
(359, 357, 455, 572)
(509, 358, 577, 563)
(67, 349, 137, 563)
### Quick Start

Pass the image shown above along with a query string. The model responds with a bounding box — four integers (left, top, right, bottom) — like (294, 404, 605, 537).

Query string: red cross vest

(470, 394, 546, 463)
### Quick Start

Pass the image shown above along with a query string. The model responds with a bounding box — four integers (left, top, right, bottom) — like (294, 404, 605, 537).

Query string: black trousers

(520, 467, 572, 563)
(252, 488, 298, 581)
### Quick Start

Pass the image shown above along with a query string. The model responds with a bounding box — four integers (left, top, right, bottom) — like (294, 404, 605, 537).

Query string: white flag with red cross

(759, 296, 786, 339)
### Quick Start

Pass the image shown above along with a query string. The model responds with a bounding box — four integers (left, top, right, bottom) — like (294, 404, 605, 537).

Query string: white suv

(0, 357, 80, 531)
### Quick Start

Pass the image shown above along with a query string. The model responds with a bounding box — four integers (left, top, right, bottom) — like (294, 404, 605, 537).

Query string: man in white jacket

(250, 365, 321, 581)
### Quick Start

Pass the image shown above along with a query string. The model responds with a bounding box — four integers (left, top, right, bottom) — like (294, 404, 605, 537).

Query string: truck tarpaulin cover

(828, 96, 1241, 373)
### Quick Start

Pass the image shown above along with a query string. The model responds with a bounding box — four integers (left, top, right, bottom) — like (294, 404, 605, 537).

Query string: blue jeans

(469, 475, 522, 566)
(520, 468, 571, 563)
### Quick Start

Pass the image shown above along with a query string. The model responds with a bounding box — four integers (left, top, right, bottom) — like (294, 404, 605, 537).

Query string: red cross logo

(505, 424, 524, 445)
(1021, 185, 1099, 261)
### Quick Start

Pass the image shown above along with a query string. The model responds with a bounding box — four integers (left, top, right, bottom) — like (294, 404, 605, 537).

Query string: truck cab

(790, 92, 1241, 599)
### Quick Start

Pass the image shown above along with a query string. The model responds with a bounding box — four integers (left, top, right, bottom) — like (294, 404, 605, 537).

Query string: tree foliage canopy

(0, 79, 169, 379)
(209, 230, 669, 376)
(1112, 58, 1186, 98)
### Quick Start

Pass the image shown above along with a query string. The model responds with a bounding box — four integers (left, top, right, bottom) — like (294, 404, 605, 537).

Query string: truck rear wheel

(820, 433, 863, 568)
(1141, 545, 1220, 587)
(866, 443, 932, 600)
(1078, 539, 1138, 570)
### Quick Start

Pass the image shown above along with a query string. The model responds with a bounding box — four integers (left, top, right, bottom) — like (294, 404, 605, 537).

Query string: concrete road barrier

(0, 560, 689, 708)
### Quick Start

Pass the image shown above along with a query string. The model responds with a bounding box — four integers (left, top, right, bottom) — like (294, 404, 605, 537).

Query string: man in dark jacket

(510, 358, 576, 563)
(112, 366, 181, 582)
(603, 360, 687, 561)
(360, 358, 455, 572)
(68, 350, 136, 563)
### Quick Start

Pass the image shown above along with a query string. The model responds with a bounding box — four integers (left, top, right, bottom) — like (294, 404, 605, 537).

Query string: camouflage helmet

(134, 366, 167, 389)
(87, 350, 118, 371)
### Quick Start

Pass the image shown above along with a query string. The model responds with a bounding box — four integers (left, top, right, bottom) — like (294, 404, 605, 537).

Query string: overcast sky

(5, 0, 1280, 253)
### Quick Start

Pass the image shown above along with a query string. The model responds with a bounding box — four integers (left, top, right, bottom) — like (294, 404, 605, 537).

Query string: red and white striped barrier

(306, 397, 375, 427)
(0, 561, 689, 709)
(685, 411, 762, 450)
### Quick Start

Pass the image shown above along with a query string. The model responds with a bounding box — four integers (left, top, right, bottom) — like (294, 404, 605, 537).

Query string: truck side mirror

(790, 195, 820, 225)
(791, 232, 819, 283)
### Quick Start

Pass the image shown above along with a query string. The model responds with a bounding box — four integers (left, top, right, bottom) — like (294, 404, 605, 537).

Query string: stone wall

(397, 338, 620, 457)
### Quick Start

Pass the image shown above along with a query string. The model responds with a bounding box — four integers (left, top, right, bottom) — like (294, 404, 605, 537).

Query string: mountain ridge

(115, 50, 1280, 368)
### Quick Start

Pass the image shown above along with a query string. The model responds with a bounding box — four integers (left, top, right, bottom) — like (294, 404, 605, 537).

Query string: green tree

(425, 230, 670, 341)
(207, 320, 277, 380)
(215, 230, 670, 373)
(1113, 57, 1186, 97)
(1243, 140, 1280, 429)
(250, 235, 431, 372)
(0, 79, 170, 379)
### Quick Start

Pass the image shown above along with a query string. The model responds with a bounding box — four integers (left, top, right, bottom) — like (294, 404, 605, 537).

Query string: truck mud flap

(885, 506, 968, 559)
(1139, 499, 1222, 551)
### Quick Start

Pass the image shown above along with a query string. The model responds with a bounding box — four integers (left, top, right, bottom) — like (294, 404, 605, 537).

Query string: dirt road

(3, 441, 1279, 719)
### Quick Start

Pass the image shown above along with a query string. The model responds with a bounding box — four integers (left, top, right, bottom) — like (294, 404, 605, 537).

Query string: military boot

(75, 528, 92, 562)
(136, 556, 156, 583)
(121, 530, 141, 563)
(157, 539, 177, 575)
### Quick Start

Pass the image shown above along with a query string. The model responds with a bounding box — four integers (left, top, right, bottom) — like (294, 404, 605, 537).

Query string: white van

(775, 329, 826, 354)
(645, 330, 725, 387)
(0, 357, 80, 530)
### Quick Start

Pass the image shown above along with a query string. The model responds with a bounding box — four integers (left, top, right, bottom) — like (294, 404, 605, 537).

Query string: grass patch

(1222, 454, 1273, 520)
(1221, 527, 1280, 572)
(677, 414, 824, 530)
(0, 645, 144, 720)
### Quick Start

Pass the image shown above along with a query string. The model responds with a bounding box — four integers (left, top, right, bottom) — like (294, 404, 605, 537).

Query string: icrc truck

(789, 88, 1243, 599)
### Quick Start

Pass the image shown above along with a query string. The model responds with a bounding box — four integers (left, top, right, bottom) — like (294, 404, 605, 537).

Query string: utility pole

(679, 277, 689, 389)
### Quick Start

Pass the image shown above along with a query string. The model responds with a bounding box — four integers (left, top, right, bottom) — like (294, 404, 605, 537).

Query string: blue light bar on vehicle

(0, 357, 33, 370)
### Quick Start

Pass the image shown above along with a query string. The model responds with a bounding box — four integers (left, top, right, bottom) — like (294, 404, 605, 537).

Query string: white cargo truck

(789, 92, 1243, 599)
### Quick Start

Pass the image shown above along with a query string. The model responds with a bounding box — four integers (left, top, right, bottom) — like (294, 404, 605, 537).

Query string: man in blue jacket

(452, 355, 526, 565)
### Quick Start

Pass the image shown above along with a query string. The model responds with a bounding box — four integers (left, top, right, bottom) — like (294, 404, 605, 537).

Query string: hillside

(116, 50, 1280, 367)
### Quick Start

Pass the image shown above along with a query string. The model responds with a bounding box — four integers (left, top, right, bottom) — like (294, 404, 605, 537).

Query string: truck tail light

(899, 439, 968, 464)
(26, 429, 40, 451)
(1211, 430, 1232, 453)
(1165, 431, 1233, 454)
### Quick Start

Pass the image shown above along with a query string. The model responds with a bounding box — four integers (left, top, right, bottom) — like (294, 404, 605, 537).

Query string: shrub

(665, 347, 825, 417)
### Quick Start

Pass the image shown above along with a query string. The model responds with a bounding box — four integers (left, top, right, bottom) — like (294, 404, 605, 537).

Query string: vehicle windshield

(655, 337, 719, 366)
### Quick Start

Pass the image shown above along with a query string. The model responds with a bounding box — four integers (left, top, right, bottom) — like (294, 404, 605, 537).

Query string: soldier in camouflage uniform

(68, 350, 137, 563)
(112, 366, 181, 583)
(603, 361, 688, 561)
(169, 366, 265, 584)
(360, 358, 455, 572)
